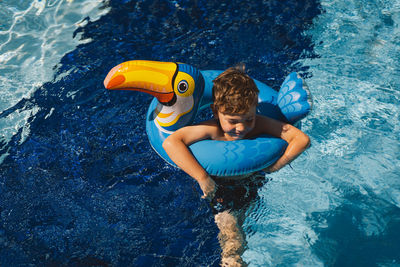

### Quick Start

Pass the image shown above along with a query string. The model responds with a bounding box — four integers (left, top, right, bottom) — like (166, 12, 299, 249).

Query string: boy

(163, 67, 310, 200)
(162, 67, 310, 265)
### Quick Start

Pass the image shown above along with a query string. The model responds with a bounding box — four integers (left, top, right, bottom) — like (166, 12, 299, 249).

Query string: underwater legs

(214, 210, 248, 267)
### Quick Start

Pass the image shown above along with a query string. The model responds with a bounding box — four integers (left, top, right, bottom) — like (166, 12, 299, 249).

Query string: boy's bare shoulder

(193, 119, 224, 140)
(248, 114, 282, 137)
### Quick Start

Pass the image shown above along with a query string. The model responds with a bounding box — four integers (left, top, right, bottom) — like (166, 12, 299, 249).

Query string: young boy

(163, 67, 310, 200)
(162, 67, 310, 265)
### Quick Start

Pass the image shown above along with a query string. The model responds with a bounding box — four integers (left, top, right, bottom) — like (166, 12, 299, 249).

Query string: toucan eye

(177, 80, 188, 94)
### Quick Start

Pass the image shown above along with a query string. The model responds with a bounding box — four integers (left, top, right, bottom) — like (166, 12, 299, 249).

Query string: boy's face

(217, 105, 256, 140)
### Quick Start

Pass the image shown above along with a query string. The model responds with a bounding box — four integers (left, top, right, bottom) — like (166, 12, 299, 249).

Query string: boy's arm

(162, 123, 218, 200)
(253, 115, 311, 172)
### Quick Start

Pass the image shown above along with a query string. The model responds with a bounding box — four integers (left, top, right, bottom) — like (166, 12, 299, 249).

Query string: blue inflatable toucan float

(104, 60, 312, 176)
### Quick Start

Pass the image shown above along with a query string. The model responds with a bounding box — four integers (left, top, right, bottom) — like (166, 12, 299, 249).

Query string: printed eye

(177, 80, 188, 94)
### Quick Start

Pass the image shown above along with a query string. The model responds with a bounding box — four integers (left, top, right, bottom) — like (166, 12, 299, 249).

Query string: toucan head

(104, 60, 204, 132)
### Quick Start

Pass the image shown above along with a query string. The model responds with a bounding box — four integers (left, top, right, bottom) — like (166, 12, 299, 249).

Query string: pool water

(1, 0, 399, 266)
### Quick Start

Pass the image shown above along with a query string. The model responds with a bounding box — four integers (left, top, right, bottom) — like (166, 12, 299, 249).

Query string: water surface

(1, 0, 399, 266)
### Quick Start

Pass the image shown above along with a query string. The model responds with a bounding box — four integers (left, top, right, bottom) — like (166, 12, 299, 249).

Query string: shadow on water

(308, 189, 400, 267)
(0, 0, 321, 265)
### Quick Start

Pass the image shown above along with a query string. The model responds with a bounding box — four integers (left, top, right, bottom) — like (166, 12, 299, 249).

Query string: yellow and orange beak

(104, 60, 177, 105)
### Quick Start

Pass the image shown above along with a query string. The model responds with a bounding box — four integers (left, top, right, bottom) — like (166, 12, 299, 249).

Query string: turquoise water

(243, 1, 400, 265)
(0, 0, 109, 161)
(1, 0, 399, 266)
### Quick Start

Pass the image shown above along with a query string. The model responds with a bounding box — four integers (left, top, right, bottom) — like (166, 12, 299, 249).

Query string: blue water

(1, 0, 399, 266)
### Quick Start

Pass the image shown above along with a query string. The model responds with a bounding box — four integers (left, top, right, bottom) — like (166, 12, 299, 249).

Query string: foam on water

(0, 0, 110, 159)
(243, 0, 400, 265)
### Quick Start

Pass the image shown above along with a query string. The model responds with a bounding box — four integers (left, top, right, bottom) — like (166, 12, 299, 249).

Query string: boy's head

(211, 66, 259, 115)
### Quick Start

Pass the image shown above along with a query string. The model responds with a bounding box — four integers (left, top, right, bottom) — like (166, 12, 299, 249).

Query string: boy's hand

(263, 165, 279, 174)
(264, 155, 290, 173)
(198, 176, 217, 200)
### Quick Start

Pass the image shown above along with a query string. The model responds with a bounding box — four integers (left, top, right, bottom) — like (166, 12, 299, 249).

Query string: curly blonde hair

(212, 66, 259, 114)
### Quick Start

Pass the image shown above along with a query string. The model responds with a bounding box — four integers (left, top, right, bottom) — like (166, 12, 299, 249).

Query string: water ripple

(0, 0, 110, 153)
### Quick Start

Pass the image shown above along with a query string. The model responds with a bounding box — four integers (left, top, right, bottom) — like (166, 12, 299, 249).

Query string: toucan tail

(277, 72, 312, 124)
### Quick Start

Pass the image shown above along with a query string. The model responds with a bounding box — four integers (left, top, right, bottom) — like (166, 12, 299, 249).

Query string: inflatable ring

(104, 60, 312, 177)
